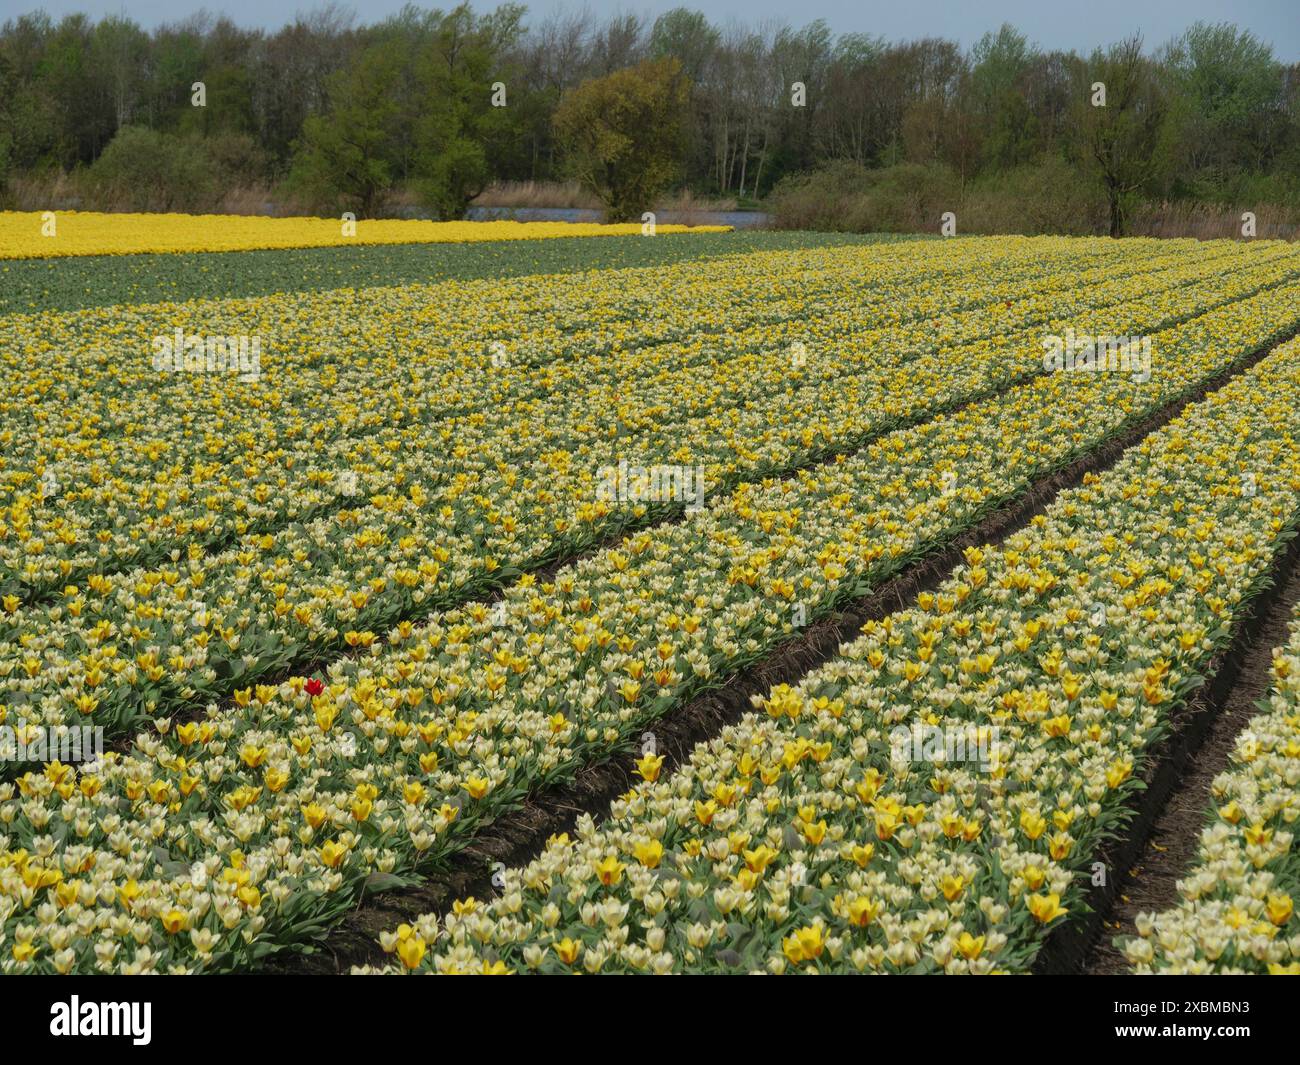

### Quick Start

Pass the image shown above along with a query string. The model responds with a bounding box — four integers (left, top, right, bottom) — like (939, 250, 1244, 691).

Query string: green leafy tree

(1163, 22, 1284, 185)
(413, 4, 525, 220)
(553, 57, 689, 221)
(969, 25, 1038, 170)
(649, 8, 719, 83)
(1069, 36, 1173, 236)
(83, 125, 217, 210)
(289, 43, 404, 214)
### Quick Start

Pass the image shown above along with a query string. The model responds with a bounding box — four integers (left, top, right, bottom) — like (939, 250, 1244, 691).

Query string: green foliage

(83, 126, 216, 211)
(288, 44, 405, 215)
(77, 125, 267, 211)
(965, 156, 1107, 235)
(412, 4, 526, 220)
(1164, 23, 1282, 180)
(969, 24, 1039, 171)
(0, 8, 1296, 230)
(769, 156, 1109, 236)
(552, 57, 689, 222)
(0, 132, 11, 203)
(284, 4, 525, 219)
(1067, 36, 1174, 236)
(649, 8, 720, 83)
(768, 161, 960, 233)
(202, 131, 268, 189)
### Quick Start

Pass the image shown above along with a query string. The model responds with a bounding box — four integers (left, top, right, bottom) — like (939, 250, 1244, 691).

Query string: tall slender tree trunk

(738, 119, 751, 197)
(753, 130, 768, 198)
(1104, 173, 1123, 237)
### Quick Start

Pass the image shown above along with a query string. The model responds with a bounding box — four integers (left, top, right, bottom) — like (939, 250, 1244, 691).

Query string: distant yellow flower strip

(362, 335, 1300, 974)
(1123, 598, 1300, 974)
(2, 299, 1298, 973)
(0, 211, 729, 259)
(1, 249, 1293, 742)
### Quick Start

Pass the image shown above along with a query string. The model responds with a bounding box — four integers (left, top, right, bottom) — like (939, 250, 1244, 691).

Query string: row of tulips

(4, 249, 1296, 744)
(361, 333, 1300, 974)
(3, 289, 1299, 972)
(1, 238, 1253, 600)
(1122, 598, 1300, 974)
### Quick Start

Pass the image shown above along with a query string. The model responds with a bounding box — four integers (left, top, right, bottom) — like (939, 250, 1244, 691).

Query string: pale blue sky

(3, 0, 1297, 61)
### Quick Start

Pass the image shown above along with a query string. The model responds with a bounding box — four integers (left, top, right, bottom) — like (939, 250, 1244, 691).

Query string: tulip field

(4, 219, 1300, 976)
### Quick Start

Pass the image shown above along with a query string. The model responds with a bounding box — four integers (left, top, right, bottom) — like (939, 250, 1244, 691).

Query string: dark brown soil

(265, 327, 1299, 974)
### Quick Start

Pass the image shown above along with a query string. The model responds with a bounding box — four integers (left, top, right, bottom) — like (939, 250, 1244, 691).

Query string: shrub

(770, 158, 1106, 235)
(83, 126, 217, 212)
(768, 162, 960, 233)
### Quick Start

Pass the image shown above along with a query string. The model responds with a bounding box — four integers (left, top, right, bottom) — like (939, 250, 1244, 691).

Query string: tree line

(1, 4, 1297, 233)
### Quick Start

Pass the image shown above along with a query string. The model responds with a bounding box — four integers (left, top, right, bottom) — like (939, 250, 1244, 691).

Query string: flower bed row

(0, 211, 729, 259)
